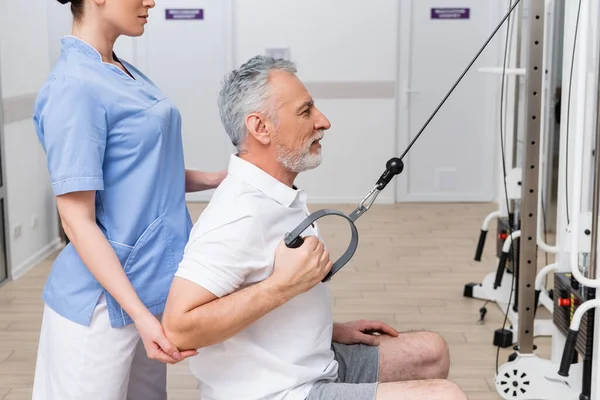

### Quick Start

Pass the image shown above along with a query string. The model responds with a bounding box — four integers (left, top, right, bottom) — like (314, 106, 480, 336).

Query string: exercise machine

(464, 0, 563, 348)
(494, 0, 600, 398)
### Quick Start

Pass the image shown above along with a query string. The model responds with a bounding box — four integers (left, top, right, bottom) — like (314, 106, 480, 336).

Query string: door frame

(0, 50, 13, 284)
(394, 0, 412, 202)
(394, 0, 509, 203)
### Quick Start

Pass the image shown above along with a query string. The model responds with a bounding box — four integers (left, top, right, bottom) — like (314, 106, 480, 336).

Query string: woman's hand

(210, 170, 228, 187)
(185, 169, 228, 192)
(134, 312, 198, 364)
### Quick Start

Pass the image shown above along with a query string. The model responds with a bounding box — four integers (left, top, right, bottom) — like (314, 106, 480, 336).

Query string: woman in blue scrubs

(31, 0, 224, 398)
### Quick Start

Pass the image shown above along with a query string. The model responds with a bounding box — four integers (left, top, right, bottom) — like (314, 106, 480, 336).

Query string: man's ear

(245, 113, 271, 145)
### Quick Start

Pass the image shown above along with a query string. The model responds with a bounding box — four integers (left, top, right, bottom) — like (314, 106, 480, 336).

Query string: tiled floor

(0, 202, 554, 399)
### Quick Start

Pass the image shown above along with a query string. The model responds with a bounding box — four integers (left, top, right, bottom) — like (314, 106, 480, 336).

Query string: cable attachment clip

(349, 186, 381, 221)
(348, 158, 404, 221)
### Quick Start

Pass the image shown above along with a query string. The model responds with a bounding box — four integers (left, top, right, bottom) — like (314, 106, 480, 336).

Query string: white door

(396, 1, 502, 202)
(136, 0, 234, 202)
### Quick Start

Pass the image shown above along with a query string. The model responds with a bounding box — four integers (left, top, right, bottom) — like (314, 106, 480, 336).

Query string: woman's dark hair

(57, 0, 84, 21)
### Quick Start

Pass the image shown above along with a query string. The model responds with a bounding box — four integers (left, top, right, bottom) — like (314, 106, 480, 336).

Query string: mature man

(162, 55, 467, 400)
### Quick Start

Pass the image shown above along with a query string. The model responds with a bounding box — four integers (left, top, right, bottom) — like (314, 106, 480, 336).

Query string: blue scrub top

(33, 36, 193, 328)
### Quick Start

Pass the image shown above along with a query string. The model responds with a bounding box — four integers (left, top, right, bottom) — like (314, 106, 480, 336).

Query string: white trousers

(32, 301, 167, 400)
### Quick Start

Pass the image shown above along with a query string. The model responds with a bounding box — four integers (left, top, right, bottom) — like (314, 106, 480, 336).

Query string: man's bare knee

(420, 331, 450, 379)
(376, 379, 468, 400)
(378, 330, 451, 382)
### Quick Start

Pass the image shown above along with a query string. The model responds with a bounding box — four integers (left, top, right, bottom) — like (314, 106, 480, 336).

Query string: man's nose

(315, 108, 331, 130)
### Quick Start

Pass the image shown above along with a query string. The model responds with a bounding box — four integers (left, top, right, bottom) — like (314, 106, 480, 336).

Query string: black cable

(399, 0, 523, 162)
(565, 0, 583, 225)
(496, 0, 516, 375)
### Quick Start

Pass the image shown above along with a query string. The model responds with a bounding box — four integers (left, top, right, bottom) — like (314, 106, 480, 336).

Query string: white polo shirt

(174, 154, 338, 400)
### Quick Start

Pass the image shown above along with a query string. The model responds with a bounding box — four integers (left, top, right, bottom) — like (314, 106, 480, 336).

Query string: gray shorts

(306, 342, 379, 400)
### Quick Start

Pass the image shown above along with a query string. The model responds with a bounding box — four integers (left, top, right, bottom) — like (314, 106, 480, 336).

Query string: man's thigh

(306, 342, 380, 400)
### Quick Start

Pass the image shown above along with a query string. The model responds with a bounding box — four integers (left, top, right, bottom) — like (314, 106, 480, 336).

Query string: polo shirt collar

(227, 154, 303, 207)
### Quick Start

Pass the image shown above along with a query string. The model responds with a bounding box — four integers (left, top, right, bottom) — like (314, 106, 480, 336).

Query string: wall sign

(431, 8, 470, 20)
(165, 9, 204, 20)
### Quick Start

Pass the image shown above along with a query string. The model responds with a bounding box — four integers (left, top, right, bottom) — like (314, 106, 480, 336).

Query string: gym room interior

(1, 1, 600, 399)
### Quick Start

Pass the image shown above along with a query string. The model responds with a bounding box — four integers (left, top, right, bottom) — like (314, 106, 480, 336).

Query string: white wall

(233, 0, 400, 204)
(233, 1, 398, 82)
(1, 4, 51, 98)
(47, 1, 75, 65)
(0, 0, 63, 279)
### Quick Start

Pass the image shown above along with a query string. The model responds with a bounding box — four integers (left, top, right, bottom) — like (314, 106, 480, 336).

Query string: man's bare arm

(162, 237, 332, 350)
(163, 277, 287, 350)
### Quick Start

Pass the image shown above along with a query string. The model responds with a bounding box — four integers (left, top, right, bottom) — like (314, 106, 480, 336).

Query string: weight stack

(553, 273, 595, 360)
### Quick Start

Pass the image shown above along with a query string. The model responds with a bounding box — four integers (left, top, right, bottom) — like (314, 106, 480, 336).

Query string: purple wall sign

(165, 9, 204, 20)
(431, 8, 470, 20)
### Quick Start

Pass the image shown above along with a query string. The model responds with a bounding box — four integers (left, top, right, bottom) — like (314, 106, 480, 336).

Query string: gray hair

(218, 55, 297, 149)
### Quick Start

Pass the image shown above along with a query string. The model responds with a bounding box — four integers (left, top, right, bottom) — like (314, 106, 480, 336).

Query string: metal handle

(494, 231, 521, 288)
(284, 209, 359, 282)
(284, 158, 404, 281)
(558, 329, 579, 377)
(557, 299, 600, 377)
(474, 210, 503, 261)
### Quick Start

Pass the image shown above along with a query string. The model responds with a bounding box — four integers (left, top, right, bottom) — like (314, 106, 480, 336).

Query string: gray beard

(275, 131, 323, 173)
